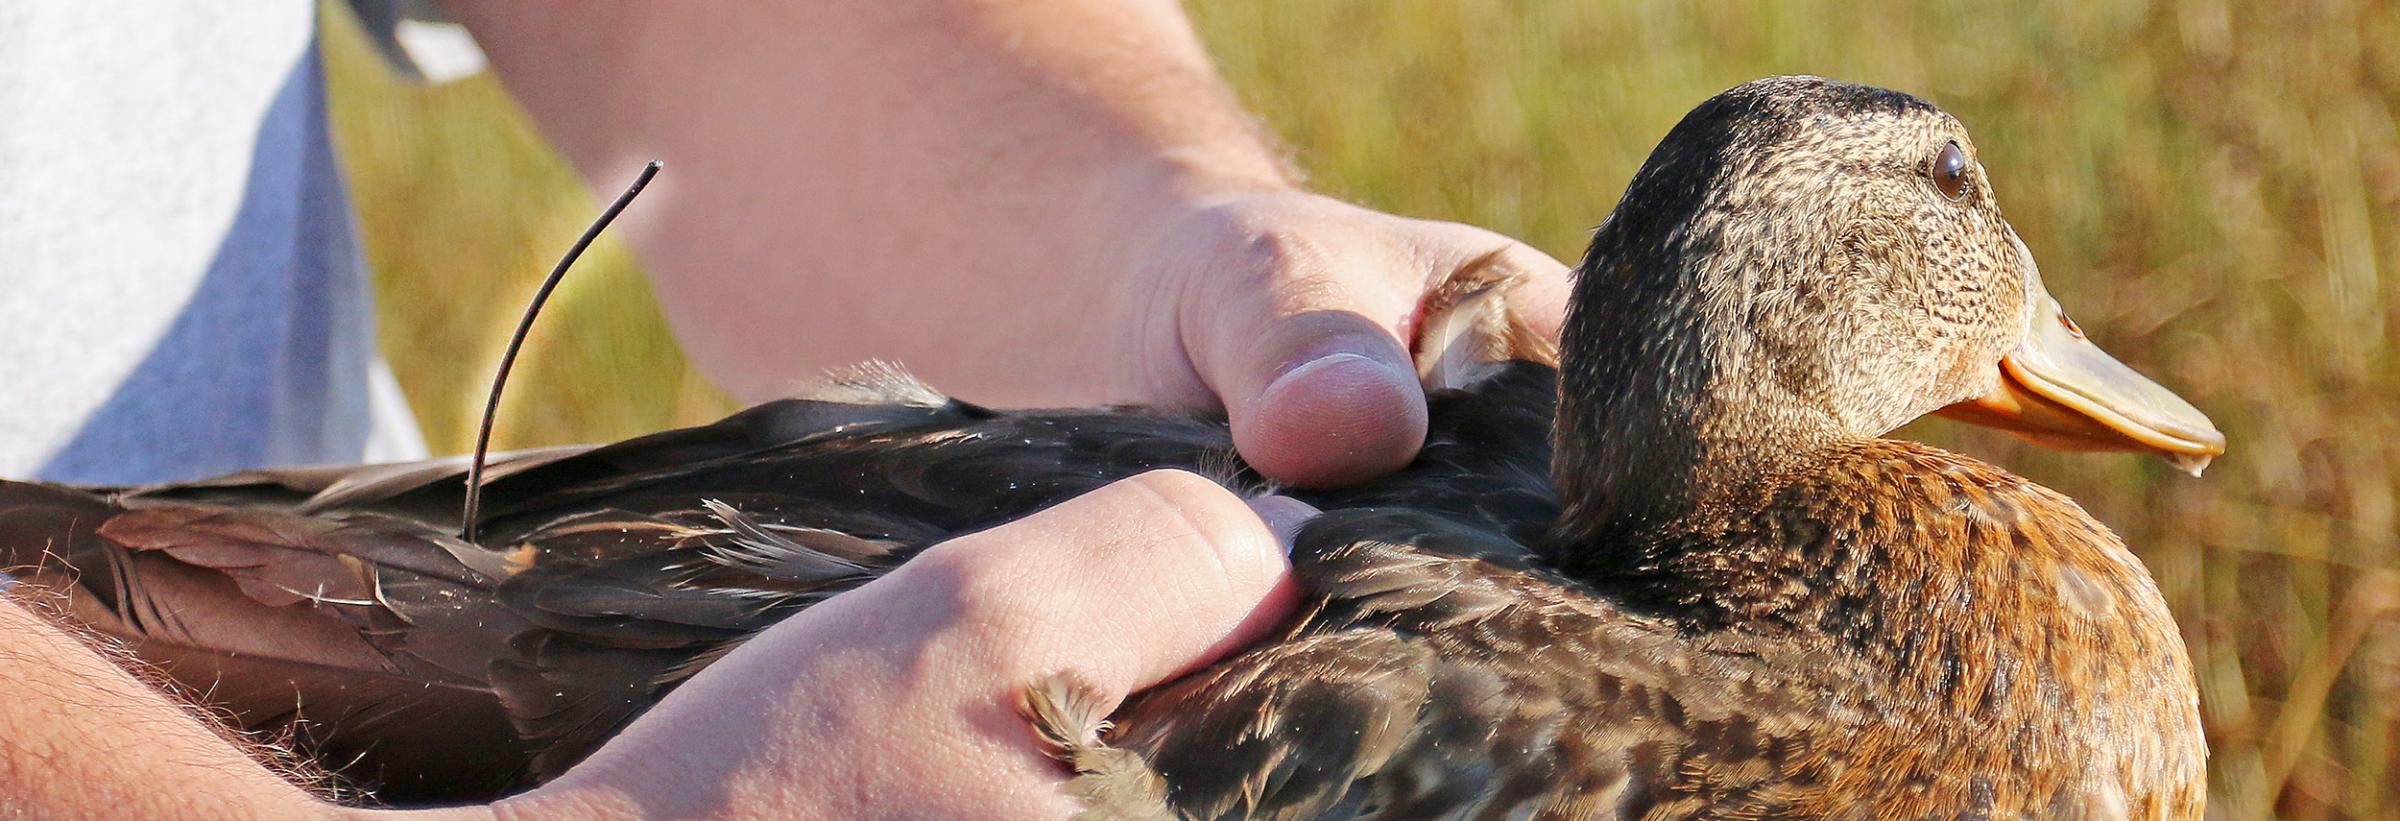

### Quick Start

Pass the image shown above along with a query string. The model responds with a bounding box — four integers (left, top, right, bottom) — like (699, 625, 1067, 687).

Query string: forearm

(0, 596, 353, 819)
(453, 2, 1294, 403)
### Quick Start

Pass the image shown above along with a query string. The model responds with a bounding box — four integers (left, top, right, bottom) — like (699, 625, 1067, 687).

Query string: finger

(875, 471, 1308, 813)
(1406, 221, 1574, 344)
(1244, 493, 1319, 545)
(1181, 237, 1431, 490)
(1478, 238, 1573, 343)
(914, 469, 1305, 693)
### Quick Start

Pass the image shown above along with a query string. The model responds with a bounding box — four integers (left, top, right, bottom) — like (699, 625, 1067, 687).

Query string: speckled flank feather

(1067, 442, 2200, 818)
(1023, 673, 1177, 820)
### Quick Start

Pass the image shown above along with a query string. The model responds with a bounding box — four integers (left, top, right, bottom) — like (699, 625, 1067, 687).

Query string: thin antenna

(461, 161, 661, 541)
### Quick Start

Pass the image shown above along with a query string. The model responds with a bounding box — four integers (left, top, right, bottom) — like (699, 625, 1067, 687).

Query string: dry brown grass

(325, 2, 2399, 815)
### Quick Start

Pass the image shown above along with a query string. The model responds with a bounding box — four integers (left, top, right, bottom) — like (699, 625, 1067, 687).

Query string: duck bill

(1936, 274, 2226, 476)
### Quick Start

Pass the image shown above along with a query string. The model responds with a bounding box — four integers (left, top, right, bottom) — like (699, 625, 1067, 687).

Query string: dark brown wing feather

(0, 362, 1559, 801)
(0, 481, 537, 798)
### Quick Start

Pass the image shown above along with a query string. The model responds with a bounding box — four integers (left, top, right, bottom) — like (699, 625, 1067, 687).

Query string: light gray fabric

(0, 4, 425, 484)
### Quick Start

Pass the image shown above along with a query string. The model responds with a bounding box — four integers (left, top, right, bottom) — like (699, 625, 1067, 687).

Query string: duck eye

(1932, 141, 1969, 201)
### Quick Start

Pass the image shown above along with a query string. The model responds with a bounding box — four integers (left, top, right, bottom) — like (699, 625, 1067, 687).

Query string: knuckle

(1185, 196, 1383, 287)
(1235, 224, 1333, 278)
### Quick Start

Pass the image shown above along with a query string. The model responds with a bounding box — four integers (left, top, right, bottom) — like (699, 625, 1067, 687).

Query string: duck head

(1551, 76, 2224, 541)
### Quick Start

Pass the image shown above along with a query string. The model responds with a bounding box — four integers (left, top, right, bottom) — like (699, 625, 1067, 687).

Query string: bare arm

(0, 597, 336, 818)
(0, 473, 1301, 819)
(451, 2, 1570, 487)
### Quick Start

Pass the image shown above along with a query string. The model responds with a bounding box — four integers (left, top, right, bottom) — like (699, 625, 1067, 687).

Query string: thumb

(1209, 307, 1430, 490)
(1161, 197, 1572, 489)
(1176, 228, 1433, 490)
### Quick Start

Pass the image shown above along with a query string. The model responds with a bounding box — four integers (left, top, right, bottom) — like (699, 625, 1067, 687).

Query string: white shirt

(0, 3, 424, 484)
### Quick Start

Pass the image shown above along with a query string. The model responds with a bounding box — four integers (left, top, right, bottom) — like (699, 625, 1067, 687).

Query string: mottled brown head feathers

(1529, 76, 2205, 815)
(1555, 75, 2035, 542)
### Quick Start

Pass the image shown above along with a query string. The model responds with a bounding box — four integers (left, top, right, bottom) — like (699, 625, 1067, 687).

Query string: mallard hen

(0, 76, 2224, 816)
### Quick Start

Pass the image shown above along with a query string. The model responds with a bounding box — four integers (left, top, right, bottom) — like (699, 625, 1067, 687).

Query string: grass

(324, 2, 2399, 815)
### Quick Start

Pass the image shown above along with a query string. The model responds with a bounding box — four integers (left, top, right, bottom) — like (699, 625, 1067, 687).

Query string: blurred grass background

(323, 2, 2397, 816)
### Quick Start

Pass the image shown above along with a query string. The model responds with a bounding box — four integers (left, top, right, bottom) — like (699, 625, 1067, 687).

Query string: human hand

(1093, 188, 1570, 488)
(458, 3, 1568, 490)
(0, 471, 1301, 820)
(493, 471, 1308, 819)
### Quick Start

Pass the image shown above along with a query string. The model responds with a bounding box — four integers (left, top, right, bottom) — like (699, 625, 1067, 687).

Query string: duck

(0, 76, 2225, 816)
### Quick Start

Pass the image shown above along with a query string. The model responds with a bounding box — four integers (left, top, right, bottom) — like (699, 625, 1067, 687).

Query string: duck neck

(1544, 220, 1851, 564)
